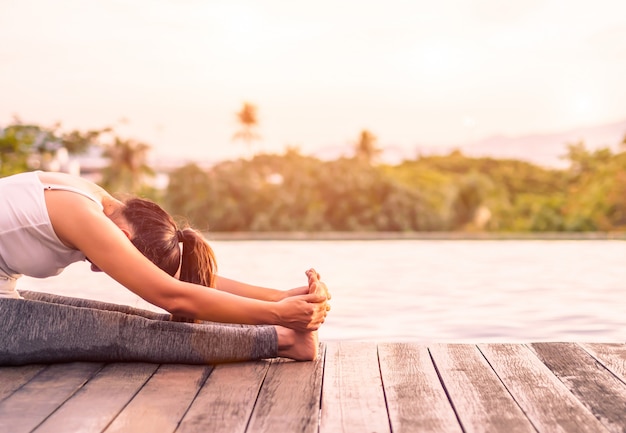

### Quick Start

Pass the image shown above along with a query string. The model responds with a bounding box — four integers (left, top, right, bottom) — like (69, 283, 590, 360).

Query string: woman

(0, 170, 331, 365)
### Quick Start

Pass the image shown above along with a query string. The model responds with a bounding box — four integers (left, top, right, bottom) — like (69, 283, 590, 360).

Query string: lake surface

(21, 239, 626, 343)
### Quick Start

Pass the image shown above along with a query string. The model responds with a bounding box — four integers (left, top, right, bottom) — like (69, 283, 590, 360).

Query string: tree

(450, 171, 494, 229)
(0, 123, 37, 176)
(560, 141, 626, 231)
(61, 127, 111, 155)
(165, 163, 212, 229)
(354, 129, 381, 164)
(101, 137, 154, 194)
(0, 117, 117, 177)
(0, 120, 60, 176)
(233, 102, 261, 154)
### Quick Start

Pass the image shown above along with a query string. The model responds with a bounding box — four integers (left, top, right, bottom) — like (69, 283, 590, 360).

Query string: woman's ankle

(276, 325, 295, 352)
(275, 326, 318, 361)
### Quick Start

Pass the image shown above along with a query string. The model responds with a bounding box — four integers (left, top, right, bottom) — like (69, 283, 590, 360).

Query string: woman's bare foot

(306, 268, 320, 294)
(306, 268, 331, 311)
(275, 326, 319, 361)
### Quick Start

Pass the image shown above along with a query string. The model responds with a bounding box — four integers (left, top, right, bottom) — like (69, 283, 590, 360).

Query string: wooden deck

(2, 341, 626, 432)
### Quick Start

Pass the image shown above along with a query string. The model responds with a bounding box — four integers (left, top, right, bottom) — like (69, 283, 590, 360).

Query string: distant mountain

(453, 119, 626, 168)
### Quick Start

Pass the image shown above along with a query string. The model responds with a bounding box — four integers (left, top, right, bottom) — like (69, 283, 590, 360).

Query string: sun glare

(1, 0, 625, 161)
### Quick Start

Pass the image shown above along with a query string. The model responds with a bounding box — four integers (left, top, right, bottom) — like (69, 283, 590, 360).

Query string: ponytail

(178, 228, 218, 288)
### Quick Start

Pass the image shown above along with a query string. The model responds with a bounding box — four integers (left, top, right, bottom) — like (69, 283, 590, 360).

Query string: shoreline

(205, 231, 626, 241)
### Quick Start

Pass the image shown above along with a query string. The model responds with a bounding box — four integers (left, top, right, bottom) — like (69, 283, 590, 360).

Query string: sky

(2, 0, 626, 163)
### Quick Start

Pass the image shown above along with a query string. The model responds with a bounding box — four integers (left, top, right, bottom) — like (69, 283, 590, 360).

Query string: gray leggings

(0, 291, 277, 365)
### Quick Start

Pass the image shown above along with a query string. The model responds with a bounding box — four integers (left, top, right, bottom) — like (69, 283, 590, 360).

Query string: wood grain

(32, 363, 157, 433)
(531, 342, 626, 433)
(0, 364, 46, 402)
(320, 341, 390, 433)
(429, 344, 535, 433)
(378, 342, 462, 433)
(104, 364, 211, 433)
(580, 343, 626, 383)
(177, 361, 270, 433)
(0, 362, 103, 433)
(479, 343, 608, 433)
(247, 343, 325, 433)
(1, 342, 625, 433)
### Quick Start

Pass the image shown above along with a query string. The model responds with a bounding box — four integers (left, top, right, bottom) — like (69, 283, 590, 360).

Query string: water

(21, 240, 626, 343)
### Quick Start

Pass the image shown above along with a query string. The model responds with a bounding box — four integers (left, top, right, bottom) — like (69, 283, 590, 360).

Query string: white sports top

(0, 171, 103, 298)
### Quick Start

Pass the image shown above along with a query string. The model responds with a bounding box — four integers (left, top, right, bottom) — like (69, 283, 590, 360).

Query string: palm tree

(354, 129, 381, 164)
(101, 137, 154, 193)
(61, 127, 111, 155)
(233, 102, 261, 154)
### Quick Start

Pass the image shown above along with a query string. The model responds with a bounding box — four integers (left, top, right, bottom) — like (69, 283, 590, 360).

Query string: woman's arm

(152, 278, 326, 330)
(50, 194, 327, 330)
(215, 276, 308, 302)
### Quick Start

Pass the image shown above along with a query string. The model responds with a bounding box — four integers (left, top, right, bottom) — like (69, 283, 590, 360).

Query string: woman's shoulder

(37, 171, 111, 200)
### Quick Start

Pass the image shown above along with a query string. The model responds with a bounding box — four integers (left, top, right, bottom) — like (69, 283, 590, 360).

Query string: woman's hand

(275, 293, 328, 331)
(274, 269, 332, 330)
(281, 269, 332, 301)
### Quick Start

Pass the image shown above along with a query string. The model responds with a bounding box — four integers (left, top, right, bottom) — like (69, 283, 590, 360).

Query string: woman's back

(0, 171, 89, 278)
(0, 171, 111, 298)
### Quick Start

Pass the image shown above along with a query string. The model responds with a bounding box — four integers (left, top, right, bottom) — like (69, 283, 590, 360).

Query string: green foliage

(559, 143, 626, 231)
(166, 152, 434, 232)
(0, 119, 153, 195)
(100, 137, 154, 194)
(61, 127, 111, 154)
(0, 121, 61, 176)
(0, 124, 35, 176)
(163, 163, 213, 229)
(3, 119, 626, 233)
(162, 140, 626, 233)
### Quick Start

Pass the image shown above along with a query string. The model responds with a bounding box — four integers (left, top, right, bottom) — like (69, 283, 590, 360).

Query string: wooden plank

(104, 364, 211, 433)
(0, 364, 47, 402)
(580, 343, 626, 383)
(0, 362, 103, 433)
(319, 342, 390, 433)
(4, 341, 626, 433)
(378, 343, 462, 433)
(479, 343, 608, 433)
(177, 361, 270, 433)
(33, 363, 158, 433)
(429, 344, 535, 433)
(247, 343, 325, 433)
(531, 342, 626, 433)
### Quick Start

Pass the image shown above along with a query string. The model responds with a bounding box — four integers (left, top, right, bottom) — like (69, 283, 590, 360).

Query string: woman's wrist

(266, 300, 282, 326)
(269, 289, 287, 302)
(284, 286, 308, 299)
(269, 286, 306, 302)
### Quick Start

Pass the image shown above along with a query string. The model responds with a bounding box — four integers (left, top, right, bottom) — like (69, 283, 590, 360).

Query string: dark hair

(121, 197, 217, 287)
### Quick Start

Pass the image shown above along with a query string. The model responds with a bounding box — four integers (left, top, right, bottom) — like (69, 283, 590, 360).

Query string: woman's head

(120, 197, 217, 287)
